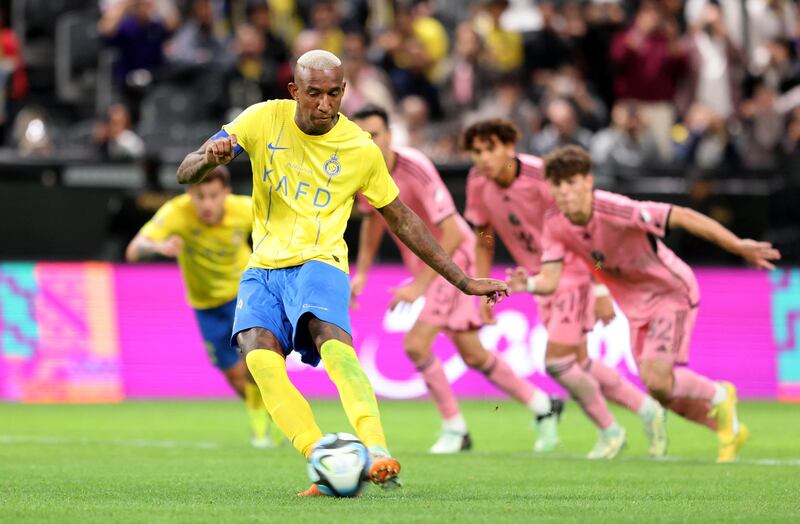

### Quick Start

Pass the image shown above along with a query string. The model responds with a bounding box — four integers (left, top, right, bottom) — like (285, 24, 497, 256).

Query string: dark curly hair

(461, 119, 519, 151)
(198, 165, 231, 187)
(543, 145, 593, 184)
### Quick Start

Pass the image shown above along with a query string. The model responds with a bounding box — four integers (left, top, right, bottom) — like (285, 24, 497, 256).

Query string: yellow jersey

(140, 193, 253, 309)
(222, 99, 399, 273)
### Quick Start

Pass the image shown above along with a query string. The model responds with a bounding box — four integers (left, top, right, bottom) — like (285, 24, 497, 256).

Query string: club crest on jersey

(591, 250, 605, 270)
(323, 152, 341, 182)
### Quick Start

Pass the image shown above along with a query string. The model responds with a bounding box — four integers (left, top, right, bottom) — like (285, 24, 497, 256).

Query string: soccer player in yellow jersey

(176, 50, 507, 496)
(126, 167, 277, 448)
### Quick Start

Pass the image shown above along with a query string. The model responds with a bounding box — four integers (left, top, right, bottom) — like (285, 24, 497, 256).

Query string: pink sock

(479, 353, 536, 405)
(584, 359, 645, 413)
(547, 355, 614, 430)
(416, 354, 461, 420)
(671, 367, 716, 401)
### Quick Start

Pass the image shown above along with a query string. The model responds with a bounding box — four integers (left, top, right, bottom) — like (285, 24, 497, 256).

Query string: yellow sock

(244, 382, 269, 441)
(245, 349, 322, 458)
(320, 340, 387, 450)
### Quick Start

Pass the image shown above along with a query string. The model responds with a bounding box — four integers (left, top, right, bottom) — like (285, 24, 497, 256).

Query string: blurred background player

(512, 145, 781, 462)
(462, 120, 666, 459)
(351, 105, 561, 454)
(125, 166, 277, 448)
(175, 50, 508, 495)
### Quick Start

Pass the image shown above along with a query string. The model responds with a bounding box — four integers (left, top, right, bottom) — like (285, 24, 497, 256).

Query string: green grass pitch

(2, 399, 799, 523)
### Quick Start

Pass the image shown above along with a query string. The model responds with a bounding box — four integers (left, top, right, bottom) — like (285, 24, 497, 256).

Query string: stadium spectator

(98, 0, 179, 93)
(246, 1, 290, 65)
(0, 10, 27, 144)
(611, 0, 690, 161)
(684, 0, 745, 47)
(538, 66, 608, 132)
(472, 0, 524, 74)
(747, 0, 799, 71)
(591, 100, 660, 169)
(753, 37, 800, 94)
(340, 31, 395, 117)
(523, 0, 574, 75)
(579, 0, 627, 109)
(467, 73, 540, 148)
(165, 0, 227, 69)
(738, 82, 784, 168)
(396, 95, 459, 162)
(295, 0, 345, 56)
(680, 4, 744, 120)
(673, 103, 741, 169)
(219, 24, 284, 120)
(440, 22, 486, 117)
(376, 0, 448, 118)
(92, 103, 145, 160)
(530, 98, 592, 155)
(781, 106, 800, 175)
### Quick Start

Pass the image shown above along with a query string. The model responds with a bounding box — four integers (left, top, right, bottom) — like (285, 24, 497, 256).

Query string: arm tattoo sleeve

(379, 198, 467, 288)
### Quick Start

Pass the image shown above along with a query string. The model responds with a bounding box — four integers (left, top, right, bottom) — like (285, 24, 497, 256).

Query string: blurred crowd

(2, 0, 800, 173)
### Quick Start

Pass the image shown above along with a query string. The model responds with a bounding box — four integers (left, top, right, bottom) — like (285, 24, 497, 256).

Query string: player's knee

(236, 328, 283, 356)
(545, 358, 573, 378)
(460, 349, 488, 370)
(640, 369, 671, 401)
(403, 334, 430, 366)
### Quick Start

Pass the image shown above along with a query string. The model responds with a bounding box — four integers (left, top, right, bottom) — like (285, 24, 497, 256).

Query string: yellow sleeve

(221, 102, 267, 154)
(139, 200, 180, 241)
(360, 142, 400, 209)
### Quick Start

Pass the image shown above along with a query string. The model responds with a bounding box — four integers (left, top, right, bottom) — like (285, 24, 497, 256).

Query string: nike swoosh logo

(267, 143, 288, 151)
(262, 168, 273, 181)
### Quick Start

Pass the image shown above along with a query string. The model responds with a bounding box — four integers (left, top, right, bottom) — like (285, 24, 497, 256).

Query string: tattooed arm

(378, 197, 507, 299)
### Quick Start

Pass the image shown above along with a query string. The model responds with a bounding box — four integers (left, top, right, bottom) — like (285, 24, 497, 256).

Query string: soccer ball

(307, 433, 371, 497)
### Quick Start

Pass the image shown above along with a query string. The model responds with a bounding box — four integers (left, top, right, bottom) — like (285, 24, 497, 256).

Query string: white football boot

(587, 427, 627, 459)
(643, 404, 668, 458)
(429, 431, 472, 454)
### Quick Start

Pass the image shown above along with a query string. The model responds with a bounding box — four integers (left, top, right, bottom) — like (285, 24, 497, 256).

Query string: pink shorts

(629, 307, 698, 365)
(417, 247, 482, 332)
(536, 283, 595, 346)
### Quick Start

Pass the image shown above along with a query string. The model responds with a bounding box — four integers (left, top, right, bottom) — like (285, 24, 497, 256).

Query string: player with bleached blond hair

(176, 50, 507, 495)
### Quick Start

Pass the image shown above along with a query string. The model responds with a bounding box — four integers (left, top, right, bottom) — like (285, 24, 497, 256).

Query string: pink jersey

(464, 154, 590, 286)
(360, 146, 476, 276)
(542, 189, 700, 321)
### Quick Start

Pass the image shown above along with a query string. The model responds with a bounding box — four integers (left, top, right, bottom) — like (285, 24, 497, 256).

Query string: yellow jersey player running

(176, 50, 507, 496)
(126, 167, 278, 448)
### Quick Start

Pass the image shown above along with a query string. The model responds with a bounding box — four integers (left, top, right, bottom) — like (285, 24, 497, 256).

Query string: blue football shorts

(230, 261, 352, 367)
(193, 298, 240, 370)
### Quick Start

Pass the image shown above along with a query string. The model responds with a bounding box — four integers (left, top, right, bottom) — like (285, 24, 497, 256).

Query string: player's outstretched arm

(125, 233, 183, 262)
(505, 261, 562, 296)
(668, 206, 781, 270)
(474, 224, 495, 279)
(474, 224, 498, 324)
(177, 134, 239, 185)
(378, 197, 508, 301)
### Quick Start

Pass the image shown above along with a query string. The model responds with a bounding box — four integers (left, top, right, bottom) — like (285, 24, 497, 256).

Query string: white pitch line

(0, 435, 219, 449)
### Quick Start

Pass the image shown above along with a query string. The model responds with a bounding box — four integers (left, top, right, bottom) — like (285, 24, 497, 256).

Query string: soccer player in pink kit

(462, 120, 666, 459)
(511, 145, 781, 462)
(351, 106, 562, 454)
